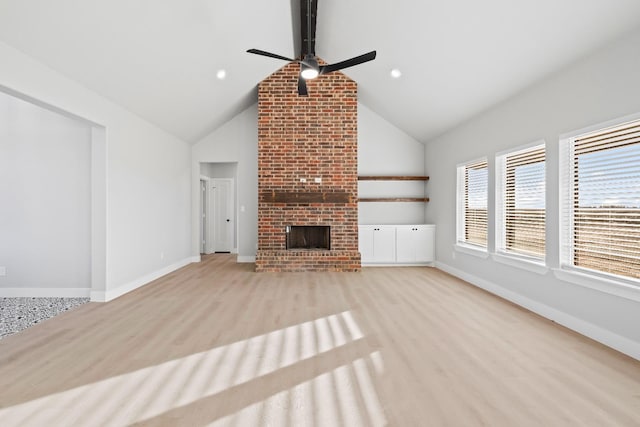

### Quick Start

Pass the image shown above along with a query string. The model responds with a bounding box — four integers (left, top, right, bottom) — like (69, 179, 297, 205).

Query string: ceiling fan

(247, 0, 376, 96)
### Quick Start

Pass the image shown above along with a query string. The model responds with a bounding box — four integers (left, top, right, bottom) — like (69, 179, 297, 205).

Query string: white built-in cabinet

(359, 226, 396, 263)
(358, 224, 435, 266)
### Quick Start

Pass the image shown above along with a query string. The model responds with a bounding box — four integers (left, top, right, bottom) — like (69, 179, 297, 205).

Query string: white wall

(0, 91, 91, 293)
(192, 101, 427, 262)
(192, 105, 259, 262)
(358, 104, 426, 225)
(425, 27, 640, 358)
(0, 41, 192, 301)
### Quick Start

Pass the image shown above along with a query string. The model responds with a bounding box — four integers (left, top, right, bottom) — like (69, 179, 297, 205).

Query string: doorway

(199, 162, 238, 254)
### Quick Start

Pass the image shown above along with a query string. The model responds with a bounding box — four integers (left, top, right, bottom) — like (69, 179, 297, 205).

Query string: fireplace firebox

(286, 226, 330, 250)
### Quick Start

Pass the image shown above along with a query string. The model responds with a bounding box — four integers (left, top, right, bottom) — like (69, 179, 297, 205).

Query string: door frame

(199, 177, 211, 254)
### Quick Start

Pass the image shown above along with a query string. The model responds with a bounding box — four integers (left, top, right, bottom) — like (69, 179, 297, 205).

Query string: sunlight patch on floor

(0, 311, 387, 426)
(210, 353, 387, 427)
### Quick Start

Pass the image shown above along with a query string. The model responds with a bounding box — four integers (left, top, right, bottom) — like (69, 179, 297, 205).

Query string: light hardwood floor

(1, 254, 639, 426)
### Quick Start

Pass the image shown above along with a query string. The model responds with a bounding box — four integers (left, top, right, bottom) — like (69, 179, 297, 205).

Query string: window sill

(553, 268, 640, 303)
(454, 243, 489, 259)
(492, 253, 548, 275)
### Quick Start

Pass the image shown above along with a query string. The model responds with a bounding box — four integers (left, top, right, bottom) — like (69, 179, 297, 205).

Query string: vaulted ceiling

(1, 0, 640, 144)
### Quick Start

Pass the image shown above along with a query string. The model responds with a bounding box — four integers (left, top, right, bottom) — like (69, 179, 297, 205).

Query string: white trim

(495, 138, 546, 157)
(91, 125, 108, 298)
(453, 243, 490, 259)
(559, 110, 640, 141)
(362, 263, 434, 267)
(494, 140, 546, 258)
(90, 257, 197, 302)
(553, 268, 640, 303)
(435, 261, 640, 361)
(456, 156, 488, 169)
(232, 248, 238, 254)
(492, 253, 549, 275)
(237, 256, 256, 263)
(559, 113, 640, 285)
(0, 288, 91, 298)
(456, 158, 489, 247)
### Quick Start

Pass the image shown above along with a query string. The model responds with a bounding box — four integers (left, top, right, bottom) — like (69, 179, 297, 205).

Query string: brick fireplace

(255, 60, 361, 272)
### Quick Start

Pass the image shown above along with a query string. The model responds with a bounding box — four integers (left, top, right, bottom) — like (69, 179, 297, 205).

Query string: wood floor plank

(1, 254, 639, 426)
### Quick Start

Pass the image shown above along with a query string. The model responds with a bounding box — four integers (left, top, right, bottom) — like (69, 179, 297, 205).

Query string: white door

(211, 178, 234, 252)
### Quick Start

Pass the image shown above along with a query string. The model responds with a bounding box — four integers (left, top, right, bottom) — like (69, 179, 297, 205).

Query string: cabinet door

(373, 226, 396, 263)
(396, 225, 436, 263)
(358, 226, 375, 262)
(414, 225, 435, 263)
(395, 226, 415, 262)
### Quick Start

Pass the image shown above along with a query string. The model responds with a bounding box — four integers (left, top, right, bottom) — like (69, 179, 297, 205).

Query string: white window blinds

(496, 144, 545, 259)
(457, 159, 488, 247)
(561, 119, 640, 281)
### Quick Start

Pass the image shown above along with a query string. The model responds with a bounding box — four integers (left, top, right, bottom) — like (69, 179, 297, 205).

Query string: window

(560, 118, 640, 282)
(457, 159, 488, 248)
(496, 143, 545, 259)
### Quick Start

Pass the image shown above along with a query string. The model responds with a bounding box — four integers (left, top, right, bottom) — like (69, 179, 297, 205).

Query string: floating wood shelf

(261, 191, 352, 204)
(358, 176, 429, 181)
(358, 197, 430, 203)
(358, 176, 430, 202)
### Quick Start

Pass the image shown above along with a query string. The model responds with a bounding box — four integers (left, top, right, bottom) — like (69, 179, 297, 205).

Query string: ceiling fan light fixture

(301, 56, 319, 80)
(301, 66, 319, 80)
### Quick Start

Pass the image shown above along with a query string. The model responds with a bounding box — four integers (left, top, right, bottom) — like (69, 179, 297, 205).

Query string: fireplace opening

(286, 226, 330, 250)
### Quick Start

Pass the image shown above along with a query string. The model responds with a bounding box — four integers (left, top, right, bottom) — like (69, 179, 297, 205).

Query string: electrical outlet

(160, 252, 165, 260)
(300, 178, 306, 183)
(314, 177, 322, 183)
(0, 266, 5, 276)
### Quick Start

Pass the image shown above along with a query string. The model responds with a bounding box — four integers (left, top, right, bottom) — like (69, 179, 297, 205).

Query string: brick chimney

(255, 60, 361, 272)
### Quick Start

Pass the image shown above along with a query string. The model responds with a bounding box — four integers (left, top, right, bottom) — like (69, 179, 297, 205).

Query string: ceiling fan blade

(247, 49, 295, 62)
(320, 51, 377, 74)
(298, 75, 309, 96)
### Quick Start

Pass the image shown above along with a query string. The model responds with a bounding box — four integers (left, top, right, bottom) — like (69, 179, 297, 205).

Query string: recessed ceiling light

(390, 69, 402, 79)
(216, 69, 227, 80)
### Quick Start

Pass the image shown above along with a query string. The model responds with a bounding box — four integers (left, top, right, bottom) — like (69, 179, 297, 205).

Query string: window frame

(456, 157, 489, 251)
(495, 140, 547, 265)
(559, 113, 640, 292)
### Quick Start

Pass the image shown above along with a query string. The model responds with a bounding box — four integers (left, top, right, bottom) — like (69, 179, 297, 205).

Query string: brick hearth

(255, 60, 361, 272)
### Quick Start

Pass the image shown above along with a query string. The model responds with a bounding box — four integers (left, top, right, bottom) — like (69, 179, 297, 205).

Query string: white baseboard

(362, 262, 434, 267)
(0, 287, 91, 298)
(237, 256, 256, 263)
(91, 256, 197, 303)
(435, 261, 640, 361)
